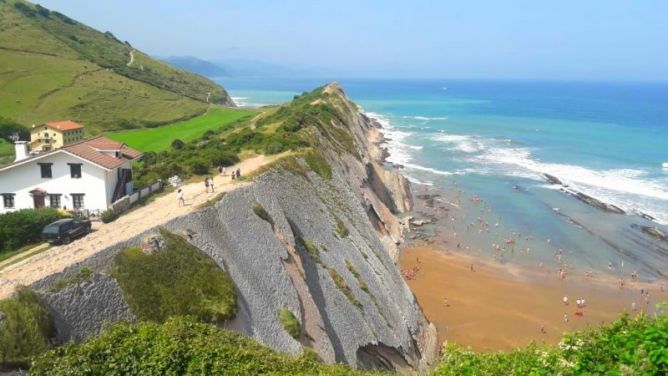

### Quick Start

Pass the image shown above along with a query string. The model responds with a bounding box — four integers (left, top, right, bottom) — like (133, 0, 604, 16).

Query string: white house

(0, 136, 143, 214)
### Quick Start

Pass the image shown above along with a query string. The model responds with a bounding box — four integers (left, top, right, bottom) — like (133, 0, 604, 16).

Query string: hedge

(0, 208, 68, 253)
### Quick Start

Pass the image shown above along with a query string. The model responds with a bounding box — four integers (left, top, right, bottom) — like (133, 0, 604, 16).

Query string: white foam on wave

(402, 115, 449, 121)
(433, 133, 485, 153)
(231, 96, 267, 108)
(405, 175, 434, 186)
(474, 146, 668, 224)
(366, 111, 424, 166)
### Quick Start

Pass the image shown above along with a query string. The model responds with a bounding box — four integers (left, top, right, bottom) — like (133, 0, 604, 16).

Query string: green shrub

(251, 202, 274, 228)
(278, 309, 301, 339)
(0, 286, 54, 367)
(432, 313, 668, 376)
(171, 139, 185, 150)
(345, 260, 368, 293)
(111, 229, 237, 323)
(327, 267, 361, 309)
(298, 237, 321, 264)
(31, 317, 366, 375)
(0, 208, 68, 253)
(188, 158, 209, 175)
(304, 151, 332, 179)
(100, 209, 119, 224)
(334, 217, 349, 238)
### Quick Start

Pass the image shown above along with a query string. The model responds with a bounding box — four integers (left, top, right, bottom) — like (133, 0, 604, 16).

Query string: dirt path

(126, 49, 135, 67)
(0, 154, 282, 299)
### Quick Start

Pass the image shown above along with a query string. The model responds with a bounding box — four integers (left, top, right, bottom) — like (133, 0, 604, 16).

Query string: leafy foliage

(432, 313, 668, 376)
(304, 150, 332, 180)
(100, 209, 119, 224)
(0, 286, 54, 367)
(48, 267, 93, 293)
(0, 117, 29, 142)
(0, 208, 68, 253)
(30, 317, 369, 375)
(111, 229, 237, 323)
(278, 308, 301, 339)
(335, 216, 350, 238)
(327, 267, 362, 309)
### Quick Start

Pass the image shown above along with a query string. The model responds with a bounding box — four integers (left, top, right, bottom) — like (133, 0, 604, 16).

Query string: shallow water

(219, 78, 668, 281)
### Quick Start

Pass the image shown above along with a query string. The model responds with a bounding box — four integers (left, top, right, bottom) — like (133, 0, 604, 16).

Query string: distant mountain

(0, 0, 235, 133)
(163, 56, 230, 78)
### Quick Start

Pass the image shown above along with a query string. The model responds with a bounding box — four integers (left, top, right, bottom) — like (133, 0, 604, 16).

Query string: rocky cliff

(26, 83, 436, 372)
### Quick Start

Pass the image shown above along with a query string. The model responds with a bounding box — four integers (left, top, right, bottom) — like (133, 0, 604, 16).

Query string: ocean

(218, 77, 668, 281)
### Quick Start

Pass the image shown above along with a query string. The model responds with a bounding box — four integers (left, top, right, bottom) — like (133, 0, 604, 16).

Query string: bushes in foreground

(30, 317, 365, 376)
(111, 229, 237, 323)
(0, 208, 68, 252)
(0, 286, 54, 367)
(433, 312, 668, 376)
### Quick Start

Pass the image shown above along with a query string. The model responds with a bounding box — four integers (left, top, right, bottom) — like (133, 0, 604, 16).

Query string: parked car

(42, 218, 92, 244)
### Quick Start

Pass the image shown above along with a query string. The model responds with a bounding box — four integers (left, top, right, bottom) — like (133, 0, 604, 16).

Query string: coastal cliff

(22, 83, 436, 372)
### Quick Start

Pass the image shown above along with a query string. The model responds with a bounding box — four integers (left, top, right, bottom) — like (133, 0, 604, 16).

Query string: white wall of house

(0, 152, 116, 214)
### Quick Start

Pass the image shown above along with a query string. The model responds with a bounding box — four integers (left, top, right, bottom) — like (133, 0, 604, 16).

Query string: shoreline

(367, 113, 668, 351)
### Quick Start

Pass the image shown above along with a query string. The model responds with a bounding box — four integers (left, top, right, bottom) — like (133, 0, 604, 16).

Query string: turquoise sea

(218, 78, 668, 281)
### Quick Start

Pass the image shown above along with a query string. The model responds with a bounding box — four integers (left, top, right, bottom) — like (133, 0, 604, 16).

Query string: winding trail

(126, 49, 135, 67)
(0, 154, 284, 299)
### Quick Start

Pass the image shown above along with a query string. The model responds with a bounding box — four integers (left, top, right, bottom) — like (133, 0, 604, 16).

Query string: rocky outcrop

(572, 192, 625, 214)
(41, 274, 134, 343)
(29, 83, 436, 372)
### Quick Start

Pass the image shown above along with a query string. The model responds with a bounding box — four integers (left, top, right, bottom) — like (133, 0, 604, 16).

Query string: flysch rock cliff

(28, 83, 437, 373)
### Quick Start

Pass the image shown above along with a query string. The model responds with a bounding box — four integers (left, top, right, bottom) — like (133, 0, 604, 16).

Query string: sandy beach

(400, 241, 667, 352)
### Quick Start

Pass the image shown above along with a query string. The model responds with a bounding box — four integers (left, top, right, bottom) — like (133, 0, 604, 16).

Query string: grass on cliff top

(30, 316, 374, 375)
(278, 308, 301, 340)
(0, 286, 54, 367)
(111, 228, 237, 323)
(107, 107, 256, 152)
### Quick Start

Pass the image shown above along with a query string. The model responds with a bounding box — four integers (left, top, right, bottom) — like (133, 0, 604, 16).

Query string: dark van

(41, 218, 92, 244)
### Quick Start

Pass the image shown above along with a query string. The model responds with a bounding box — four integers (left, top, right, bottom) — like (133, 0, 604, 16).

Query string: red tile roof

(63, 137, 143, 169)
(0, 136, 143, 171)
(45, 120, 84, 132)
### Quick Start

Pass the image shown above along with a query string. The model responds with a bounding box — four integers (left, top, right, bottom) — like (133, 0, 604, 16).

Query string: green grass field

(107, 107, 257, 152)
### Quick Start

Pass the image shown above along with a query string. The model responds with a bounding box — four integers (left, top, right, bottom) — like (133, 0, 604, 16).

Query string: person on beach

(469, 263, 474, 272)
(563, 296, 569, 305)
(563, 313, 569, 323)
(177, 189, 185, 207)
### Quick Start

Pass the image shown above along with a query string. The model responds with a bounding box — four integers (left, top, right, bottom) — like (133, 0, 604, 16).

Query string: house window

(71, 194, 85, 209)
(38, 163, 52, 178)
(69, 163, 82, 178)
(2, 194, 15, 209)
(49, 194, 61, 208)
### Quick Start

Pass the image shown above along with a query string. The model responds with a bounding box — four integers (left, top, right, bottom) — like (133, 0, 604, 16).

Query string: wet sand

(400, 245, 668, 351)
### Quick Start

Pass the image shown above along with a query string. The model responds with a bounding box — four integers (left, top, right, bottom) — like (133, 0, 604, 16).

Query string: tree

(171, 139, 185, 150)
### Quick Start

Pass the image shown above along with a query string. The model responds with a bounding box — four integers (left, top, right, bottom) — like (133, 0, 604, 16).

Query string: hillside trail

(0, 154, 282, 299)
(126, 49, 135, 67)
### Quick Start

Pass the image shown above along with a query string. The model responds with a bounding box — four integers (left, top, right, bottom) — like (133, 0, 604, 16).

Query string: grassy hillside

(0, 0, 234, 133)
(108, 107, 256, 152)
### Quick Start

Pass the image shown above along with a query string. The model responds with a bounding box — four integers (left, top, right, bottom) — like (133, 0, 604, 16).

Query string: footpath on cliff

(0, 153, 284, 299)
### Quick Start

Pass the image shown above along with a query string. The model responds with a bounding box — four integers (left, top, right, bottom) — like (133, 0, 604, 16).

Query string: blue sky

(38, 0, 668, 80)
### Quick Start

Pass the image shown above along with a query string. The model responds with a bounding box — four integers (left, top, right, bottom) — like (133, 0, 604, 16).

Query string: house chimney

(14, 140, 29, 162)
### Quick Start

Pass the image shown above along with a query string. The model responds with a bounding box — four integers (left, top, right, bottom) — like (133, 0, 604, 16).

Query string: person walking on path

(177, 189, 185, 207)
(209, 176, 215, 192)
(236, 168, 241, 178)
(204, 177, 211, 193)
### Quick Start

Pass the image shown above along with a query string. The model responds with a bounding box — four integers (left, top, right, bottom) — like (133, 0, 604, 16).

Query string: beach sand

(399, 245, 668, 351)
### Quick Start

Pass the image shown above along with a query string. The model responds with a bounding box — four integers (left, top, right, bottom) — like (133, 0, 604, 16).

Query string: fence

(111, 180, 162, 213)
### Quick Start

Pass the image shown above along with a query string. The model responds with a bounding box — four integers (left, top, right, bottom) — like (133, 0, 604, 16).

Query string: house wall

(0, 152, 112, 214)
(30, 126, 64, 150)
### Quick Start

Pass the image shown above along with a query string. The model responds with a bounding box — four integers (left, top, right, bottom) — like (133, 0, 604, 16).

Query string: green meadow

(107, 107, 256, 152)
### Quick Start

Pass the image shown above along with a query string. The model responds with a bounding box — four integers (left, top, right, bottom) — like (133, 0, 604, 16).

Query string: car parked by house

(41, 218, 91, 244)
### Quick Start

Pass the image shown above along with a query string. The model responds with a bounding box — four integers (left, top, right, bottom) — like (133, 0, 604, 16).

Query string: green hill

(0, 0, 235, 134)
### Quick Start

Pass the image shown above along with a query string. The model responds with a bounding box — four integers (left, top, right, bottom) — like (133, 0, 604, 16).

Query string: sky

(37, 0, 668, 80)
